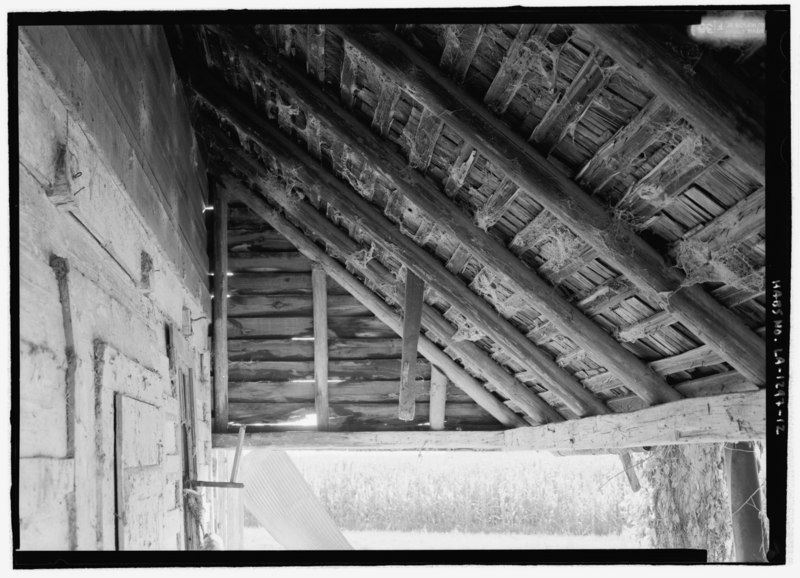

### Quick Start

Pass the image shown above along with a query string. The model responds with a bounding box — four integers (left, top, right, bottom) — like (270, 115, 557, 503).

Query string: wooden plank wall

(17, 28, 211, 550)
(225, 203, 499, 431)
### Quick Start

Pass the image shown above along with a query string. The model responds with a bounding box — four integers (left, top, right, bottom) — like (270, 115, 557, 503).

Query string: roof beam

(213, 390, 766, 451)
(680, 187, 765, 253)
(506, 390, 766, 451)
(218, 174, 525, 428)
(198, 28, 680, 408)
(328, 24, 765, 387)
(206, 127, 561, 425)
(399, 271, 425, 420)
(193, 85, 610, 418)
(579, 24, 765, 182)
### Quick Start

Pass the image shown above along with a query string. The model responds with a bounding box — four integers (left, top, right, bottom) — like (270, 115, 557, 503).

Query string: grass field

(242, 449, 641, 548)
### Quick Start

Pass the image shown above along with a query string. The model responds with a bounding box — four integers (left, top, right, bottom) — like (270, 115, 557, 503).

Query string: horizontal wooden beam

(505, 391, 765, 451)
(218, 175, 526, 428)
(328, 24, 765, 388)
(214, 390, 765, 451)
(214, 430, 507, 450)
(578, 24, 765, 182)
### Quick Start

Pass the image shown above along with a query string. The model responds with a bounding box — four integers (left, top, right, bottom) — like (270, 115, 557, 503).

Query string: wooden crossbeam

(207, 128, 561, 425)
(213, 391, 766, 451)
(328, 24, 765, 387)
(311, 264, 330, 430)
(218, 176, 525, 428)
(506, 391, 766, 450)
(579, 24, 765, 182)
(193, 84, 612, 418)
(203, 30, 681, 409)
(212, 182, 229, 432)
(399, 271, 425, 420)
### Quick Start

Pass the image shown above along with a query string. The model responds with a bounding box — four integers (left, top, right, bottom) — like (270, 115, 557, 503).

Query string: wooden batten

(311, 264, 330, 430)
(429, 366, 447, 431)
(212, 183, 229, 432)
(328, 24, 765, 388)
(399, 271, 425, 421)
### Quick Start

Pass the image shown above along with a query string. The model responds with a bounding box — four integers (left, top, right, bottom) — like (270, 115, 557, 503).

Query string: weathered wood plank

(649, 344, 721, 376)
(443, 143, 477, 197)
(228, 338, 404, 361)
(229, 358, 430, 382)
(312, 265, 329, 430)
(429, 366, 447, 431)
(228, 252, 312, 272)
(329, 24, 765, 387)
(227, 316, 396, 339)
(579, 24, 765, 181)
(506, 391, 766, 450)
(229, 401, 495, 430)
(215, 430, 506, 450)
(213, 184, 229, 431)
(227, 293, 370, 317)
(399, 271, 425, 420)
(228, 272, 341, 294)
(220, 175, 525, 427)
(228, 379, 474, 404)
(339, 41, 358, 108)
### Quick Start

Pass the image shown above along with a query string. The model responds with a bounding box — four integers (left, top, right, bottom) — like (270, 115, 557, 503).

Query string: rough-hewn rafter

(194, 84, 617, 417)
(195, 28, 683, 408)
(579, 24, 765, 182)
(206, 125, 562, 424)
(218, 174, 526, 428)
(325, 24, 765, 387)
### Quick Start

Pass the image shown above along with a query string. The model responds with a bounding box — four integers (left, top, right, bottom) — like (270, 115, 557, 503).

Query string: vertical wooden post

(618, 452, 641, 492)
(429, 366, 447, 431)
(399, 271, 425, 421)
(725, 442, 766, 562)
(312, 264, 330, 430)
(213, 183, 229, 432)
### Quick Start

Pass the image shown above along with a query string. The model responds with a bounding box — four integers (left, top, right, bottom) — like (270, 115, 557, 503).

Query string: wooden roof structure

(165, 21, 768, 451)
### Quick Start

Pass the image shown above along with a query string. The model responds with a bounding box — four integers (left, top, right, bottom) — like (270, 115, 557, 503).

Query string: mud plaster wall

(18, 26, 212, 550)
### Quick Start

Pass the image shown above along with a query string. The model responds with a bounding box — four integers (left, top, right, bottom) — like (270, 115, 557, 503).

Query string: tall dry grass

(248, 450, 633, 536)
